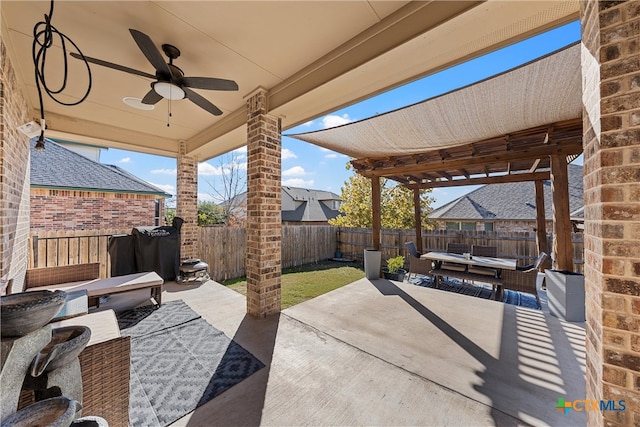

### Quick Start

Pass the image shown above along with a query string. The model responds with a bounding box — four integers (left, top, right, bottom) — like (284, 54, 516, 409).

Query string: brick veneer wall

(0, 39, 31, 294)
(177, 140, 198, 260)
(246, 89, 282, 318)
(30, 189, 162, 230)
(581, 1, 640, 426)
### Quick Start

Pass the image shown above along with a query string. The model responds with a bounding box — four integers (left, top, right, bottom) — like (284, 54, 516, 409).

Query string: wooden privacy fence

(336, 228, 584, 273)
(29, 226, 338, 282)
(29, 226, 584, 281)
(198, 225, 338, 281)
(29, 229, 130, 278)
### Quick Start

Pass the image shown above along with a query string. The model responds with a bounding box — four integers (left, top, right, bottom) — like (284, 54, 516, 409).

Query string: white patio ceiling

(1, 1, 579, 161)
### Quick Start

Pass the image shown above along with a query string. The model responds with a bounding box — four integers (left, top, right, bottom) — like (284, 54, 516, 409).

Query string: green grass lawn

(222, 260, 365, 309)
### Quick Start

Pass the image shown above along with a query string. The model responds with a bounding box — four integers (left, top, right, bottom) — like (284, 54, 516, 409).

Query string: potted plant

(382, 255, 407, 281)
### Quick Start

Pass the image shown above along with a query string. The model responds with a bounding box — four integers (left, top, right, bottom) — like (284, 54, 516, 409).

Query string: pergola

(289, 43, 583, 272)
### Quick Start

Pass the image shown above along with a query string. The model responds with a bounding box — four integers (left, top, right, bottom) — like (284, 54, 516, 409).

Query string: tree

(164, 196, 176, 225)
(204, 151, 246, 226)
(329, 163, 435, 229)
(197, 201, 226, 226)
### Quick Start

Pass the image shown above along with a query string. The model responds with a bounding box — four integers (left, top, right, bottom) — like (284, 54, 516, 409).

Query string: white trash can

(364, 249, 382, 280)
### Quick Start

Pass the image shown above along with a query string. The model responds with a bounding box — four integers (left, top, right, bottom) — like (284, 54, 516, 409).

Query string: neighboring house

(430, 164, 584, 233)
(30, 139, 170, 231)
(227, 186, 342, 225)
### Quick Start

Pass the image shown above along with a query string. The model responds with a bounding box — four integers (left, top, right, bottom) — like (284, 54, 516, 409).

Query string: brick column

(581, 1, 640, 425)
(245, 88, 281, 318)
(1, 39, 31, 293)
(176, 140, 198, 261)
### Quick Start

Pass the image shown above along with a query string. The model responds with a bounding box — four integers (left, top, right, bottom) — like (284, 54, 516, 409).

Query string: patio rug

(410, 276, 540, 310)
(117, 300, 265, 427)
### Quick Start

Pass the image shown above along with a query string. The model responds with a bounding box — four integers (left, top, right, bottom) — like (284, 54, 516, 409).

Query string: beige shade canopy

(288, 43, 583, 185)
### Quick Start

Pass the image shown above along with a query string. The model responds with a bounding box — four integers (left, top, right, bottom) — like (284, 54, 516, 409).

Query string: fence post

(32, 236, 39, 268)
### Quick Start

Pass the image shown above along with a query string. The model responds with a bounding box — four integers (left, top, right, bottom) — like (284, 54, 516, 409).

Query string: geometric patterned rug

(409, 276, 540, 310)
(117, 300, 265, 426)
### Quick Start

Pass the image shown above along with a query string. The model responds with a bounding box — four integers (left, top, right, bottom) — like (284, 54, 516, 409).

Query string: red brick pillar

(581, 1, 640, 425)
(176, 140, 198, 261)
(245, 88, 281, 317)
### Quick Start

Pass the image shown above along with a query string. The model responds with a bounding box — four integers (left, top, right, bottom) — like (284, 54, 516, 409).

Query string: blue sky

(99, 20, 581, 209)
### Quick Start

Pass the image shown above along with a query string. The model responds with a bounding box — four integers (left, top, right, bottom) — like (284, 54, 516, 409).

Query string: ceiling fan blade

(70, 52, 156, 79)
(129, 29, 171, 76)
(182, 77, 238, 91)
(141, 89, 163, 105)
(183, 87, 223, 116)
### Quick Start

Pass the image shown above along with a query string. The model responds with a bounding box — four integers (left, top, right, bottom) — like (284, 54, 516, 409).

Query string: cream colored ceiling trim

(267, 1, 482, 110)
(43, 112, 179, 157)
(186, 107, 247, 158)
(186, 1, 482, 156)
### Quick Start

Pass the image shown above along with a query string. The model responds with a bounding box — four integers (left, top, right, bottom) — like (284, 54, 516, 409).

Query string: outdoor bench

(25, 263, 163, 308)
(430, 268, 504, 299)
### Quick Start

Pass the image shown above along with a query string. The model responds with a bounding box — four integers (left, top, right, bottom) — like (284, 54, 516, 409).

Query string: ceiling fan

(70, 29, 238, 116)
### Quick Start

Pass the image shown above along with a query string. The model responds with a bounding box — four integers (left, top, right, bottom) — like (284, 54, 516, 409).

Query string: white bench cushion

(51, 309, 120, 346)
(467, 266, 498, 277)
(441, 262, 467, 272)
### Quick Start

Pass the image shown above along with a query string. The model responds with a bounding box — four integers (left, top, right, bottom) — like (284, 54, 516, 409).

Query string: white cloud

(325, 153, 337, 158)
(322, 114, 351, 129)
(199, 159, 247, 176)
(282, 166, 306, 176)
(282, 148, 297, 159)
(149, 182, 175, 195)
(150, 168, 176, 176)
(198, 162, 224, 176)
(282, 178, 314, 187)
(232, 146, 247, 160)
(118, 157, 132, 164)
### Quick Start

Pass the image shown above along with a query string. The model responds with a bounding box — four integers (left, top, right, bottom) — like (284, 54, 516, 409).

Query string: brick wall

(435, 219, 554, 233)
(246, 89, 282, 318)
(30, 189, 162, 230)
(0, 39, 31, 294)
(176, 141, 198, 260)
(581, 1, 640, 425)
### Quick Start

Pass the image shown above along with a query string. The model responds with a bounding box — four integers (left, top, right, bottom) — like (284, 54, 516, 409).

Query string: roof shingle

(430, 164, 583, 220)
(30, 139, 169, 196)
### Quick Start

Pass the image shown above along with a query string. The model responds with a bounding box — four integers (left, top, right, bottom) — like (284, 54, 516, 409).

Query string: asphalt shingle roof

(281, 187, 341, 222)
(430, 164, 583, 220)
(30, 139, 169, 196)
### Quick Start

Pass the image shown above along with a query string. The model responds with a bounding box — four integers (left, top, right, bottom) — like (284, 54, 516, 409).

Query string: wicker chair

(405, 242, 431, 281)
(24, 263, 100, 290)
(446, 243, 470, 255)
(501, 252, 548, 308)
(471, 245, 497, 257)
(19, 264, 131, 427)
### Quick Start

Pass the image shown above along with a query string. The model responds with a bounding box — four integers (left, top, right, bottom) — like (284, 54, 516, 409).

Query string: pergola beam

(405, 170, 550, 189)
(356, 139, 582, 178)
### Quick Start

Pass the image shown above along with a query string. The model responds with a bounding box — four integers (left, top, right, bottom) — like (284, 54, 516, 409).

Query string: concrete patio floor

(160, 277, 586, 427)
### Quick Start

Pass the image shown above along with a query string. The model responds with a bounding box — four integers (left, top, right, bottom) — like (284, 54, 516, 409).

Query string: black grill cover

(108, 234, 137, 277)
(131, 217, 183, 281)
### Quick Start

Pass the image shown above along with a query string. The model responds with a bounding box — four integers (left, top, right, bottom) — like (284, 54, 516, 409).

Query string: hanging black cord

(32, 0, 92, 148)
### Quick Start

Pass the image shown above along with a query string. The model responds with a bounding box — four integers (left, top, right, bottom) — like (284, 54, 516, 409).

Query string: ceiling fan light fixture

(153, 82, 185, 100)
